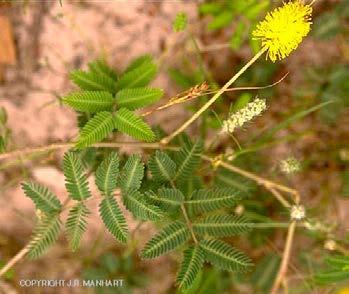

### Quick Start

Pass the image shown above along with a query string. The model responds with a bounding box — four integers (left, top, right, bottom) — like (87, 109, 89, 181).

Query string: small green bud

(173, 12, 187, 32)
(0, 107, 7, 125)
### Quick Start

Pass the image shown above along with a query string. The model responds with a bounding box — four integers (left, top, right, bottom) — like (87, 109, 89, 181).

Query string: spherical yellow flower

(253, 0, 312, 62)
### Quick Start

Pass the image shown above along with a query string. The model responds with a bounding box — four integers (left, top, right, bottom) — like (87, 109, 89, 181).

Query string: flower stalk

(160, 48, 266, 144)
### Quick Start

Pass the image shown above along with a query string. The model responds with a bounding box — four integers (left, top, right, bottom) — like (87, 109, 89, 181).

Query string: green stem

(180, 204, 198, 244)
(161, 48, 266, 144)
(169, 179, 198, 244)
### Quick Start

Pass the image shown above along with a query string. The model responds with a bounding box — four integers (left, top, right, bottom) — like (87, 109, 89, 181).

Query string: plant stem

(250, 222, 301, 229)
(160, 49, 266, 144)
(168, 180, 198, 244)
(0, 142, 179, 162)
(0, 140, 299, 207)
(271, 221, 297, 294)
(0, 196, 69, 278)
(0, 246, 29, 277)
(201, 155, 298, 207)
(180, 204, 198, 244)
(123, 221, 144, 258)
(269, 188, 292, 209)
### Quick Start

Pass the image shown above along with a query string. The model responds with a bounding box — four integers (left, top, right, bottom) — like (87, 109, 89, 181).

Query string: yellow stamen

(253, 1, 312, 62)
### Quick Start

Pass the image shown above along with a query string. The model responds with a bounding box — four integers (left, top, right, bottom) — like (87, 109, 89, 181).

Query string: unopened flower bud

(290, 205, 305, 221)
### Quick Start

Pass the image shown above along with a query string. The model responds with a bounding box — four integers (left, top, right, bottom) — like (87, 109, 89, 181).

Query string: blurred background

(0, 0, 348, 293)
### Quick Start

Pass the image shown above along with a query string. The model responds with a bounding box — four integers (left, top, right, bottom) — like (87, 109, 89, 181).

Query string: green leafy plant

(0, 2, 348, 293)
(312, 1, 349, 40)
(63, 57, 162, 147)
(82, 252, 147, 294)
(296, 64, 349, 124)
(199, 0, 269, 51)
(314, 255, 349, 285)
(19, 136, 255, 290)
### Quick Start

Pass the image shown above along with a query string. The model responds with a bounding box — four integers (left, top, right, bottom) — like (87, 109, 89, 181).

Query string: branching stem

(271, 221, 297, 294)
(160, 49, 266, 144)
(201, 155, 299, 207)
(0, 141, 299, 207)
(0, 196, 70, 278)
(0, 142, 302, 277)
(168, 180, 198, 244)
(180, 204, 198, 244)
(0, 142, 179, 163)
(0, 246, 29, 277)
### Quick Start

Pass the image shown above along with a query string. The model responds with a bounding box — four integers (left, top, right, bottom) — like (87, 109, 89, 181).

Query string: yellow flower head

(253, 0, 312, 62)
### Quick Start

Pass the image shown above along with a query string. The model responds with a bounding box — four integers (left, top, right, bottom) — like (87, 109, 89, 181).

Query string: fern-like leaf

(176, 245, 205, 290)
(99, 195, 128, 243)
(148, 151, 176, 183)
(325, 255, 349, 269)
(177, 176, 202, 200)
(22, 182, 62, 214)
(118, 154, 144, 194)
(62, 91, 114, 112)
(147, 188, 184, 211)
(193, 214, 251, 237)
(141, 221, 190, 259)
(75, 111, 114, 148)
(65, 203, 89, 251)
(116, 59, 157, 89)
(70, 70, 117, 93)
(314, 270, 349, 285)
(200, 239, 253, 272)
(116, 87, 163, 110)
(88, 59, 118, 81)
(113, 108, 155, 142)
(173, 139, 203, 182)
(214, 167, 254, 195)
(123, 190, 165, 221)
(27, 214, 61, 259)
(63, 152, 91, 201)
(124, 55, 153, 73)
(185, 187, 241, 214)
(95, 152, 119, 196)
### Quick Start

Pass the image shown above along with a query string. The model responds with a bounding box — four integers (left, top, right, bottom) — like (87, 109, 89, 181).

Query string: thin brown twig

(203, 72, 289, 96)
(160, 49, 267, 144)
(168, 179, 198, 244)
(141, 73, 288, 118)
(0, 195, 69, 278)
(0, 140, 299, 207)
(180, 204, 198, 244)
(0, 141, 299, 207)
(271, 221, 297, 294)
(0, 246, 29, 277)
(0, 142, 179, 162)
(269, 187, 291, 208)
(201, 155, 298, 206)
(282, 278, 289, 294)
